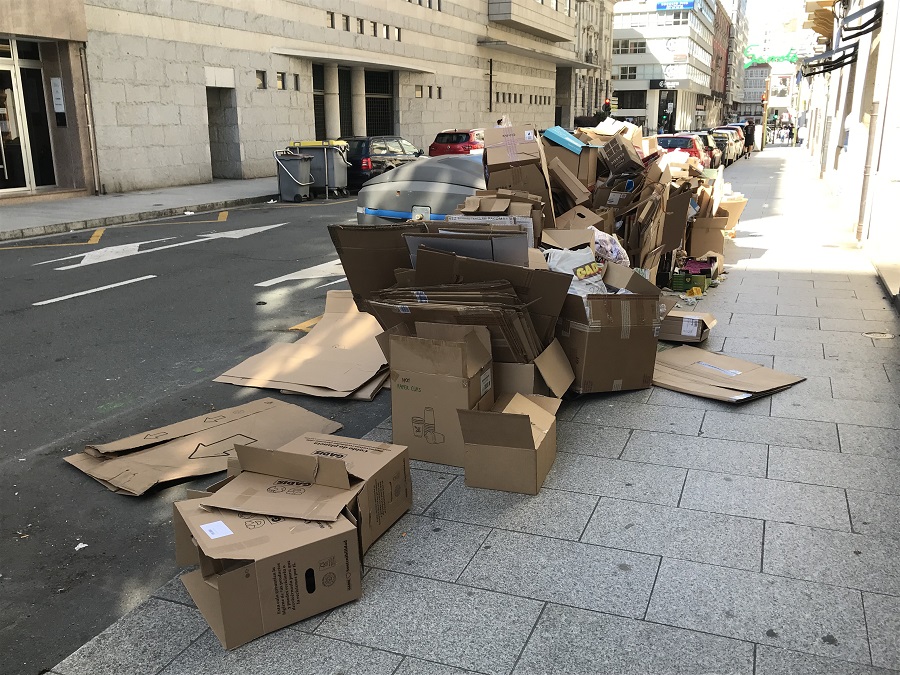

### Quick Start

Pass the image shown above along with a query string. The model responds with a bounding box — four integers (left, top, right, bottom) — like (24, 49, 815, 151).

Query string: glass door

(0, 66, 29, 191)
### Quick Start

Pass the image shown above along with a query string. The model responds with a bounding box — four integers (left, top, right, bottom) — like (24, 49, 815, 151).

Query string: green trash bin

(274, 150, 313, 202)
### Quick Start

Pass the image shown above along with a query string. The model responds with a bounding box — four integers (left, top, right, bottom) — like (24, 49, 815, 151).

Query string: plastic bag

(587, 226, 630, 266)
(545, 248, 609, 297)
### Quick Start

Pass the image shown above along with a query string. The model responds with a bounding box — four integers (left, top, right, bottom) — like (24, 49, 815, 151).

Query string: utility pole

(761, 76, 771, 151)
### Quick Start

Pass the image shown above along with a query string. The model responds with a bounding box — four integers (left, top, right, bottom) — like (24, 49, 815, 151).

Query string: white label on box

(681, 318, 700, 336)
(698, 361, 741, 377)
(200, 520, 234, 539)
(480, 368, 492, 396)
(607, 192, 624, 205)
(524, 130, 535, 141)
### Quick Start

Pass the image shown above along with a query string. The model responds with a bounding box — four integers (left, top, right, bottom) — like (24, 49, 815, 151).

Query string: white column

(324, 64, 341, 140)
(351, 67, 367, 136)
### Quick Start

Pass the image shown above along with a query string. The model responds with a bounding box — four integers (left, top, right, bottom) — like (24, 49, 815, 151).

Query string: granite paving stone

(830, 377, 900, 404)
(409, 468, 456, 514)
(863, 592, 900, 670)
(544, 452, 687, 505)
(768, 446, 900, 495)
(556, 398, 583, 421)
(362, 427, 393, 443)
(645, 558, 870, 663)
(513, 603, 753, 675)
(708, 322, 776, 340)
(824, 344, 900, 364)
(694, 335, 727, 352)
(679, 470, 851, 530)
(377, 417, 392, 429)
(771, 397, 900, 428)
(152, 575, 195, 608)
(581, 498, 763, 570)
(426, 478, 599, 541)
(771, 375, 833, 402)
(556, 421, 631, 458)
(820, 318, 900, 333)
(780, 272, 851, 282)
(814, 280, 866, 290)
(777, 287, 859, 299)
(775, 326, 878, 346)
(729, 314, 820, 329)
(158, 629, 402, 675)
(573, 400, 704, 436)
(763, 521, 900, 595)
(54, 598, 209, 675)
(777, 305, 865, 319)
(864, 309, 900, 322)
(622, 430, 768, 477)
(838, 424, 900, 460)
(364, 513, 490, 582)
(755, 645, 897, 675)
(316, 569, 543, 675)
(410, 460, 464, 476)
(722, 337, 824, 358)
(701, 300, 778, 316)
(458, 529, 658, 618)
(774, 356, 891, 381)
(847, 490, 900, 538)
(701, 410, 840, 451)
(393, 658, 485, 675)
(816, 297, 893, 310)
(646, 387, 772, 416)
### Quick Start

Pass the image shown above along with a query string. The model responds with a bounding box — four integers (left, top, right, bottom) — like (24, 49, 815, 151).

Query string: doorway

(0, 67, 27, 190)
(206, 86, 242, 179)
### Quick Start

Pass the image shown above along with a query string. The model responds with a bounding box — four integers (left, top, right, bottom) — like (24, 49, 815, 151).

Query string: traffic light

(761, 93, 767, 104)
(661, 112, 669, 126)
(603, 98, 612, 113)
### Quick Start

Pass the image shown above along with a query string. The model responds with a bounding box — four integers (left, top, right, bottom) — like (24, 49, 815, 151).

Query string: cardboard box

(661, 184, 692, 254)
(483, 125, 542, 170)
(555, 205, 605, 231)
(492, 338, 575, 398)
(660, 311, 717, 343)
(387, 324, 494, 466)
(458, 393, 561, 495)
(689, 215, 728, 258)
(65, 398, 342, 496)
(541, 138, 599, 189)
(548, 158, 591, 206)
(598, 133, 644, 175)
(174, 498, 361, 650)
(403, 231, 529, 267)
(718, 197, 748, 230)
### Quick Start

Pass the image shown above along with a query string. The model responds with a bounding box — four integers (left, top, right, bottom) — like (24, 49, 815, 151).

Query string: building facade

(572, 0, 617, 121)
(708, 0, 731, 126)
(721, 0, 747, 121)
(611, 0, 717, 133)
(1, 0, 603, 199)
(737, 62, 771, 121)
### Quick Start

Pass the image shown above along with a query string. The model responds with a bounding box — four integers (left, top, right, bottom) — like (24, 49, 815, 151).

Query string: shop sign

(650, 80, 686, 89)
(657, 0, 694, 9)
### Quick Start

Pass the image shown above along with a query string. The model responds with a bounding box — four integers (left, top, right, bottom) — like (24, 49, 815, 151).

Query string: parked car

(428, 128, 485, 157)
(715, 125, 746, 144)
(341, 135, 424, 190)
(680, 132, 722, 169)
(711, 129, 740, 166)
(356, 154, 486, 224)
(656, 134, 710, 168)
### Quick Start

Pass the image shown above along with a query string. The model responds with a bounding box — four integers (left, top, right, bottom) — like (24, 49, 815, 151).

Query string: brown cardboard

(388, 326, 494, 466)
(403, 231, 529, 267)
(215, 291, 387, 398)
(653, 345, 805, 402)
(597, 133, 644, 175)
(493, 338, 574, 398)
(659, 311, 718, 343)
(64, 399, 342, 496)
(548, 158, 591, 206)
(458, 393, 561, 495)
(528, 248, 549, 269)
(689, 218, 728, 258)
(412, 248, 571, 348)
(540, 229, 594, 251)
(661, 185, 692, 253)
(718, 198, 748, 230)
(174, 498, 360, 650)
(556, 292, 661, 394)
(602, 261, 661, 296)
(328, 223, 425, 304)
(484, 125, 542, 170)
(487, 164, 553, 232)
(554, 205, 604, 231)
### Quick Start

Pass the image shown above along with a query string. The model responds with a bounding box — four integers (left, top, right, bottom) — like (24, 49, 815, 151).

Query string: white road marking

(33, 275, 157, 306)
(314, 277, 348, 289)
(255, 258, 344, 287)
(34, 224, 287, 271)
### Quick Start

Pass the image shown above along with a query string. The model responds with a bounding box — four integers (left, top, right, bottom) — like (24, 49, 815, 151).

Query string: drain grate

(863, 332, 895, 339)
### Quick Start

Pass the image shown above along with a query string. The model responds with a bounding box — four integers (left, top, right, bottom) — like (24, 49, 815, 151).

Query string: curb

(0, 193, 280, 242)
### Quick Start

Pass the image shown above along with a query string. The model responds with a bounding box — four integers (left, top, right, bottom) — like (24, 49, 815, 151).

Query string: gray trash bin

(274, 150, 313, 202)
(287, 141, 350, 198)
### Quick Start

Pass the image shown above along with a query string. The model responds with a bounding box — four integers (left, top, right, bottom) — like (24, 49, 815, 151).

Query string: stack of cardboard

(174, 432, 411, 649)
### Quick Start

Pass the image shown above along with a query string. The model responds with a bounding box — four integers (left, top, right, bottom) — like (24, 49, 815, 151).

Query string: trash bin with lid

(274, 150, 313, 202)
(288, 141, 351, 198)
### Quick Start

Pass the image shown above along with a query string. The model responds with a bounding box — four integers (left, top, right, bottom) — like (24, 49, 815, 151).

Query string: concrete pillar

(351, 67, 367, 136)
(324, 64, 340, 140)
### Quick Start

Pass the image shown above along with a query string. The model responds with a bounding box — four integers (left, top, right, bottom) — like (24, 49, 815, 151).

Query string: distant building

(738, 63, 772, 122)
(572, 0, 617, 121)
(720, 0, 748, 120)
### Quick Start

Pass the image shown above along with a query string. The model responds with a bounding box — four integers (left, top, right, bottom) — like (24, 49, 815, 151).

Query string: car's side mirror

(415, 150, 424, 157)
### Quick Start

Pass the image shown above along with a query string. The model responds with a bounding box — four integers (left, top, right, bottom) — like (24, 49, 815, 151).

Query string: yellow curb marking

(87, 227, 105, 244)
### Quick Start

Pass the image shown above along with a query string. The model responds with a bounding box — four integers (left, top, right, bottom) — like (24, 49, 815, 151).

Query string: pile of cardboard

(174, 431, 412, 649)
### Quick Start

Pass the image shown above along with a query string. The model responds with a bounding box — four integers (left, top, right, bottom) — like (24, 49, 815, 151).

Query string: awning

(841, 0, 883, 41)
(271, 47, 436, 73)
(477, 39, 593, 69)
(800, 43, 858, 77)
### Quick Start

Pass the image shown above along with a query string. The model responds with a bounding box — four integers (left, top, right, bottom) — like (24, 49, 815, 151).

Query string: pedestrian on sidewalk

(797, 125, 807, 147)
(788, 126, 794, 145)
(743, 120, 756, 158)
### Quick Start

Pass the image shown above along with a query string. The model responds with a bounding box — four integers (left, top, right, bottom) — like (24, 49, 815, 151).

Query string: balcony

(488, 0, 577, 43)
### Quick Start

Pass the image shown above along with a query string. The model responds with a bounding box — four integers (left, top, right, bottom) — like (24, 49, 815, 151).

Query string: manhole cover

(863, 332, 895, 339)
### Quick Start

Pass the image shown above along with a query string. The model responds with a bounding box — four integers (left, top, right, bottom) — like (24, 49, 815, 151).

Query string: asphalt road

(0, 198, 391, 674)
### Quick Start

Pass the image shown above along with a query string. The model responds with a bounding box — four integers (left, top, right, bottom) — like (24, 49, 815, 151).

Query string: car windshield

(434, 133, 469, 144)
(345, 139, 368, 158)
(658, 137, 694, 149)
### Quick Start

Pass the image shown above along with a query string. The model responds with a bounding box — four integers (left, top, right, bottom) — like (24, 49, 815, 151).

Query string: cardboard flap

(389, 330, 491, 379)
(541, 229, 594, 250)
(602, 262, 660, 296)
(500, 393, 557, 445)
(234, 444, 352, 489)
(415, 322, 492, 355)
(533, 339, 575, 397)
(375, 323, 412, 361)
(457, 409, 535, 450)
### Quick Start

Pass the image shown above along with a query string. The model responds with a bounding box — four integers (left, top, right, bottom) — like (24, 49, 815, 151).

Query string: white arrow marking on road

(255, 258, 344, 287)
(34, 224, 287, 270)
(315, 277, 348, 289)
(33, 275, 157, 306)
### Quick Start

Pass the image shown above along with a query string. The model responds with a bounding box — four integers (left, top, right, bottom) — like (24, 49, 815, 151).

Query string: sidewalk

(0, 178, 278, 241)
(51, 147, 900, 675)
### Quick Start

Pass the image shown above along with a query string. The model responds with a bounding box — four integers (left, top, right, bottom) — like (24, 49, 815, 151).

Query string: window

(385, 139, 404, 154)
(436, 86, 442, 99)
(612, 66, 637, 80)
(342, 14, 350, 30)
(370, 140, 388, 154)
(383, 24, 390, 38)
(496, 92, 501, 103)
(427, 85, 433, 98)
(612, 39, 627, 55)
(399, 139, 418, 155)
(0, 38, 10, 59)
(616, 90, 646, 110)
(529, 94, 533, 104)
(629, 40, 646, 54)
(395, 27, 402, 41)
(358, 18, 365, 33)
(371, 22, 378, 36)
(294, 73, 300, 90)
(276, 72, 286, 90)
(256, 70, 267, 89)
(326, 11, 335, 28)
(415, 85, 423, 98)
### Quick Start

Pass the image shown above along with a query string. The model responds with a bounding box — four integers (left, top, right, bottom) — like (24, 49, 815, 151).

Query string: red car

(656, 134, 710, 168)
(428, 129, 485, 156)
